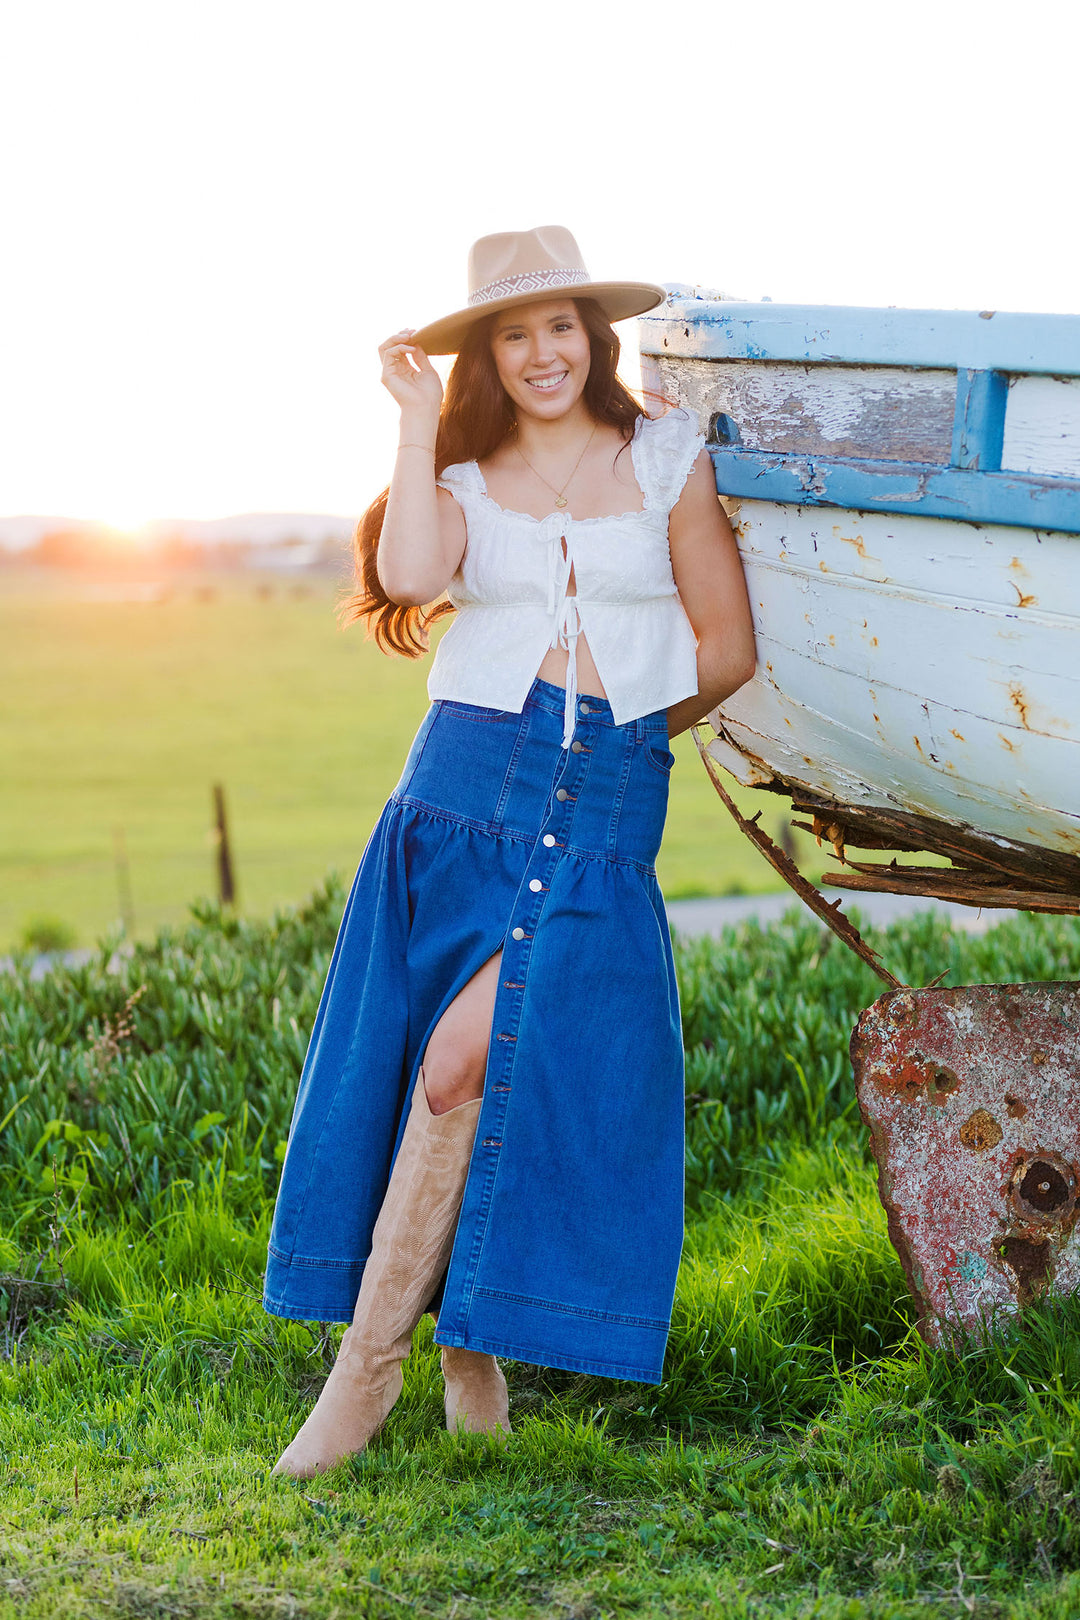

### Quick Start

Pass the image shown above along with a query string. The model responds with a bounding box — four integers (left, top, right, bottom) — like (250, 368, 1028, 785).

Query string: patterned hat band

(410, 227, 664, 354)
(468, 266, 591, 308)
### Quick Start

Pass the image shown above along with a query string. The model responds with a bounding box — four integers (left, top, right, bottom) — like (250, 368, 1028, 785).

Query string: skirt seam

(472, 1284, 669, 1330)
(392, 793, 658, 875)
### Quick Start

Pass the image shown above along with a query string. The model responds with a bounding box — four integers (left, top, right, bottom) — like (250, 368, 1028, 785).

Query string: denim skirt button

(542, 834, 556, 847)
(511, 926, 526, 941)
(556, 788, 569, 801)
(571, 740, 584, 754)
(529, 879, 543, 892)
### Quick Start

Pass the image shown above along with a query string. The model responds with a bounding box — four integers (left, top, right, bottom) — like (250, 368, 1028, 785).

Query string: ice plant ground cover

(1, 893, 1079, 1618)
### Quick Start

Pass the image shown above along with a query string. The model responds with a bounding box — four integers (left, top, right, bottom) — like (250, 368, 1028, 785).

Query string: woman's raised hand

(379, 329, 443, 422)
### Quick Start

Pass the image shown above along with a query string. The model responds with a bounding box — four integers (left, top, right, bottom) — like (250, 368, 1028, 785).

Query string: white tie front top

(428, 410, 705, 748)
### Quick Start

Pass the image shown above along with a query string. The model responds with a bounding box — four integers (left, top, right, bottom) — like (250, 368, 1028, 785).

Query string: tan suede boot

(440, 1344, 512, 1441)
(272, 1073, 481, 1479)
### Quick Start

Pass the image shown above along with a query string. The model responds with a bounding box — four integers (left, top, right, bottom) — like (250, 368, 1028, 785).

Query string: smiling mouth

(526, 371, 568, 391)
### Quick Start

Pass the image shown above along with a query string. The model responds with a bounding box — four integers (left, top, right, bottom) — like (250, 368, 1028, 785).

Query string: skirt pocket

(399, 700, 531, 829)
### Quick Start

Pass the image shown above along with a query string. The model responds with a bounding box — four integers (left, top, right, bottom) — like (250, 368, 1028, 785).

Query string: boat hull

(640, 297, 1080, 909)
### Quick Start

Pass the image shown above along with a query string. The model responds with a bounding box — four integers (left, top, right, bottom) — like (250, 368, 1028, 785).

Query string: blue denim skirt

(263, 677, 685, 1383)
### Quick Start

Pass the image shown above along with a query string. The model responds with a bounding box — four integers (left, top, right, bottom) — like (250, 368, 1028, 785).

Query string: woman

(265, 226, 756, 1478)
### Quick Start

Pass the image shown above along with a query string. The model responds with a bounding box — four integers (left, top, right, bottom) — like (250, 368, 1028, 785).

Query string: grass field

(2, 565, 830, 952)
(2, 895, 1080, 1616)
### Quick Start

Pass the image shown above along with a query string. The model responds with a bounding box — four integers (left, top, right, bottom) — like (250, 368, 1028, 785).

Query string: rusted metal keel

(852, 983, 1080, 1347)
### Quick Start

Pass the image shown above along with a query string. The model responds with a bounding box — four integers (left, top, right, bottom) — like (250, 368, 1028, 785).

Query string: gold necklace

(513, 422, 598, 510)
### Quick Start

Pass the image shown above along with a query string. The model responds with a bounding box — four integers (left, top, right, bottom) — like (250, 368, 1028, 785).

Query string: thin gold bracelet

(398, 442, 436, 454)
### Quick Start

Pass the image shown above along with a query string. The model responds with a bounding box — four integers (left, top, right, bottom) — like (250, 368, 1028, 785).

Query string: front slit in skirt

(263, 676, 685, 1383)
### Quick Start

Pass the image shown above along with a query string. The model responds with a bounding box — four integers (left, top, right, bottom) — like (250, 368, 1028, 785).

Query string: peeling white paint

(710, 499, 1080, 857)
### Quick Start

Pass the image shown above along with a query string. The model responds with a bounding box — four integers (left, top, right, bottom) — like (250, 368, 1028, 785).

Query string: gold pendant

(554, 494, 568, 509)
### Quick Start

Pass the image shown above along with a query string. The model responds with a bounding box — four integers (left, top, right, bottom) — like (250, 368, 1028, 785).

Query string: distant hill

(0, 513, 357, 551)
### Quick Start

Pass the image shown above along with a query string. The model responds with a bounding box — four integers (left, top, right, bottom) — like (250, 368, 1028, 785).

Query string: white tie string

(538, 522, 581, 748)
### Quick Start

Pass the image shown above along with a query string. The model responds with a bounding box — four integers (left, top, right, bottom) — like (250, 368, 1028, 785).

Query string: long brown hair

(341, 297, 647, 656)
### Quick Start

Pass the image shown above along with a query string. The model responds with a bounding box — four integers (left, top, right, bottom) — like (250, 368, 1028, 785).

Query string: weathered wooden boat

(640, 293, 1080, 1347)
(639, 292, 1080, 918)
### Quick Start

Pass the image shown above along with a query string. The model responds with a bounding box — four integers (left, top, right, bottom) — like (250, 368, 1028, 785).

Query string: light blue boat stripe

(641, 301, 1080, 377)
(708, 446, 1080, 534)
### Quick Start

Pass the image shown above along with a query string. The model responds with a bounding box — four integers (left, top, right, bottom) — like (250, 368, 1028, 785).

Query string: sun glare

(98, 511, 154, 539)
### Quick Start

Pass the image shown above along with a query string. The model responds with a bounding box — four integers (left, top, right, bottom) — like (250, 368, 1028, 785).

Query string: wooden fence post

(212, 784, 236, 907)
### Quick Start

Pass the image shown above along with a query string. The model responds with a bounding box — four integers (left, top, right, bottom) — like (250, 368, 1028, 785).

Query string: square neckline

(470, 422, 650, 526)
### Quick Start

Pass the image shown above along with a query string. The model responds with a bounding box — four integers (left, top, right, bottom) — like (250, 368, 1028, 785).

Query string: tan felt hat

(412, 225, 666, 355)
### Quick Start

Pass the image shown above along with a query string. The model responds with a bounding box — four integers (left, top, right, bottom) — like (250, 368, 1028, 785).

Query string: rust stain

(950, 729, 965, 742)
(913, 736, 925, 756)
(960, 1109, 1003, 1151)
(870, 636, 879, 647)
(1005, 1095, 1028, 1119)
(1010, 581, 1038, 608)
(999, 733, 1017, 752)
(836, 531, 873, 560)
(995, 1235, 1051, 1306)
(1009, 687, 1032, 730)
(819, 560, 829, 573)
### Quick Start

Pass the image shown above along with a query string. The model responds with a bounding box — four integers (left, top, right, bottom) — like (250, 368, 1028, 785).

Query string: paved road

(666, 889, 999, 938)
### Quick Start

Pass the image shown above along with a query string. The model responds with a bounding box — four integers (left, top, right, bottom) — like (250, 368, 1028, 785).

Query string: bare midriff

(533, 564, 607, 699)
(535, 633, 607, 699)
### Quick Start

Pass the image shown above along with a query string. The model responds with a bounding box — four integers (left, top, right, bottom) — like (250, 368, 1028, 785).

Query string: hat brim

(412, 281, 667, 356)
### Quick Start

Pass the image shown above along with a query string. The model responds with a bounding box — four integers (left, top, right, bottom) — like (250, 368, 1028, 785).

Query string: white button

(579, 702, 592, 714)
(556, 788, 569, 801)
(543, 834, 556, 847)
(571, 740, 584, 754)
(511, 927, 525, 941)
(529, 879, 543, 892)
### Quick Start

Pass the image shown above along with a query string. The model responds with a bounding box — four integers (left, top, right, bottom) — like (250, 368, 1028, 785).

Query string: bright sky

(1, 0, 1075, 525)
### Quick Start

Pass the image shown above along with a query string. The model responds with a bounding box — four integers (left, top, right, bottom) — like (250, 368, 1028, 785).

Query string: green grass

(2, 895, 1080, 1615)
(1, 566, 828, 951)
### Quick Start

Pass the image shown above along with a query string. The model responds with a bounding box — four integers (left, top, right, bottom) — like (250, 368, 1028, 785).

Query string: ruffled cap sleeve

(435, 460, 487, 512)
(634, 409, 706, 513)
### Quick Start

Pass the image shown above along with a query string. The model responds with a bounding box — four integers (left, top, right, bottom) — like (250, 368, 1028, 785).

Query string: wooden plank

(640, 298, 1080, 377)
(734, 504, 1080, 620)
(1003, 374, 1080, 478)
(825, 869, 1080, 912)
(705, 447, 1080, 533)
(648, 355, 956, 464)
(717, 643, 1080, 857)
(951, 369, 1008, 470)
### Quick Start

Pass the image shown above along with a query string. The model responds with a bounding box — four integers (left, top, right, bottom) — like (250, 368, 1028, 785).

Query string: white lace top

(429, 410, 704, 747)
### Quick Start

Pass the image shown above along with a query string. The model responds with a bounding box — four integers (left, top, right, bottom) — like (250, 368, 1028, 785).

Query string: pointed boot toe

(272, 1355, 404, 1478)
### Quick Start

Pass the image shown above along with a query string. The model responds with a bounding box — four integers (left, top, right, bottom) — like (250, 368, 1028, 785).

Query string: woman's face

(489, 299, 592, 422)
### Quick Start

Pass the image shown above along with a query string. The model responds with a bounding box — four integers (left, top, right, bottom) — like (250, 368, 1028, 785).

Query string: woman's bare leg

(421, 949, 503, 1114)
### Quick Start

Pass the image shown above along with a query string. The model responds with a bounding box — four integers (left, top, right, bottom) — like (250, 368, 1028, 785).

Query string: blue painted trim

(708, 447, 1080, 533)
(640, 299, 1080, 376)
(950, 369, 1008, 470)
